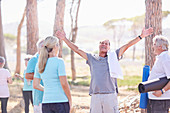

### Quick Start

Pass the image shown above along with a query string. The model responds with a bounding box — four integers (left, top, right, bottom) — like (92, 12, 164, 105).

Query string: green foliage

(104, 11, 170, 31)
(67, 76, 90, 86)
(162, 11, 170, 18)
(67, 75, 142, 89)
(4, 33, 16, 40)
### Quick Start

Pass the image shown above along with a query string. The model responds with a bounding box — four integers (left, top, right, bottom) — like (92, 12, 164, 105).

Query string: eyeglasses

(99, 42, 110, 46)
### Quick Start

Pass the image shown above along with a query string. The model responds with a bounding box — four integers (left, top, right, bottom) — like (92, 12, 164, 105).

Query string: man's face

(153, 41, 161, 55)
(99, 40, 110, 53)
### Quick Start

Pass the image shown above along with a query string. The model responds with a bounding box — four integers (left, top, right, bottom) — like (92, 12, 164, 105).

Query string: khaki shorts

(90, 93, 119, 113)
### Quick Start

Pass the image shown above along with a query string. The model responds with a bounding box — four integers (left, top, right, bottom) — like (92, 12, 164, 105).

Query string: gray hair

(0, 56, 5, 63)
(153, 35, 169, 51)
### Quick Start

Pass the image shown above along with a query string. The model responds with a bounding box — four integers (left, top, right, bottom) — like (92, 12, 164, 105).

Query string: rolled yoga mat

(139, 65, 150, 109)
(138, 76, 169, 93)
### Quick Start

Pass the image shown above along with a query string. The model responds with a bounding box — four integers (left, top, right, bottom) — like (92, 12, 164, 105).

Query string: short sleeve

(6, 69, 11, 78)
(34, 64, 41, 79)
(26, 57, 37, 73)
(86, 53, 92, 65)
(115, 48, 123, 60)
(58, 59, 66, 76)
(162, 60, 170, 79)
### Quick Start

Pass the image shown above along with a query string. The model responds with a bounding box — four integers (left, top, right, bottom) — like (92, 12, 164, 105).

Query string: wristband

(161, 89, 164, 94)
(138, 35, 142, 40)
(162, 89, 166, 94)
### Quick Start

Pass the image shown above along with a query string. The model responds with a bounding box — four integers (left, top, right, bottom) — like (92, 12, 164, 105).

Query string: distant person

(33, 36, 72, 113)
(15, 55, 33, 113)
(25, 39, 44, 113)
(146, 36, 170, 113)
(0, 56, 12, 113)
(56, 27, 153, 113)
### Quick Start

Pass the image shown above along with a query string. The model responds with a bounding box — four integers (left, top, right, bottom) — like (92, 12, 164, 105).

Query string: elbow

(33, 83, 38, 89)
(33, 81, 38, 90)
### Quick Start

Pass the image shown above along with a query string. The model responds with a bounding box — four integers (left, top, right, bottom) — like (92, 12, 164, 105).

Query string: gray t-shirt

(86, 49, 120, 95)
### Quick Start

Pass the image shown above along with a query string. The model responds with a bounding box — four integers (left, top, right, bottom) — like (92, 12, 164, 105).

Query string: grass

(67, 75, 142, 90)
(117, 75, 142, 87)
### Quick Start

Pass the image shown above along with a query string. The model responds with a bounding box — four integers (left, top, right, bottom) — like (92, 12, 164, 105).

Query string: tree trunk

(0, 1, 9, 69)
(132, 45, 136, 61)
(145, 0, 162, 69)
(26, 0, 39, 55)
(143, 0, 162, 112)
(70, 0, 81, 81)
(15, 7, 26, 74)
(53, 0, 65, 58)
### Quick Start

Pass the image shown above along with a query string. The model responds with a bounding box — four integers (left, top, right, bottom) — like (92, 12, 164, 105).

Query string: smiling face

(99, 40, 110, 54)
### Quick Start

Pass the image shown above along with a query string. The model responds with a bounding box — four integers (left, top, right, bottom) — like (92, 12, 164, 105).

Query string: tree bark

(70, 0, 81, 81)
(0, 1, 9, 69)
(143, 0, 162, 112)
(145, 0, 162, 69)
(26, 0, 39, 55)
(53, 0, 65, 58)
(15, 7, 26, 74)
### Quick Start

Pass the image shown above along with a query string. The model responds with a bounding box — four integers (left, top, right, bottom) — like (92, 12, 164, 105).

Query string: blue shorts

(42, 102, 70, 113)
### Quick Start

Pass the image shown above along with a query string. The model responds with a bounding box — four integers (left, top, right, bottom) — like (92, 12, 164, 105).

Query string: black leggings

(42, 102, 70, 113)
(0, 97, 8, 113)
(23, 91, 33, 113)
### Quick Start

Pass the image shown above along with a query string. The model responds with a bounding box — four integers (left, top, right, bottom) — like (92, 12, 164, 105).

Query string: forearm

(25, 73, 34, 80)
(119, 36, 141, 57)
(63, 37, 87, 60)
(33, 78, 44, 91)
(18, 76, 24, 82)
(163, 81, 170, 91)
(63, 37, 79, 53)
(34, 84, 44, 91)
(61, 81, 72, 102)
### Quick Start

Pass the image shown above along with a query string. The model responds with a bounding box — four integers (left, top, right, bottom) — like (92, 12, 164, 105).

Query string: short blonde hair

(153, 35, 169, 51)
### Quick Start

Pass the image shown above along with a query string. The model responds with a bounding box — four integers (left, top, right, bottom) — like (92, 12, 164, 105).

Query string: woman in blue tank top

(33, 36, 72, 113)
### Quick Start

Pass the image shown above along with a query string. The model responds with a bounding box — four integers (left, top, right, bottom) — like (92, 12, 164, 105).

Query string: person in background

(25, 39, 44, 113)
(33, 36, 72, 113)
(56, 27, 153, 113)
(0, 56, 12, 113)
(147, 35, 170, 113)
(15, 55, 33, 113)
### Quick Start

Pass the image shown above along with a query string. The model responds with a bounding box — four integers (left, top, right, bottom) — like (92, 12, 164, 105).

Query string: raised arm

(56, 30, 88, 60)
(118, 27, 153, 58)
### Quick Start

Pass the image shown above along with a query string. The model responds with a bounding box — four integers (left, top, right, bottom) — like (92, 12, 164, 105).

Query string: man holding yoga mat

(147, 35, 170, 113)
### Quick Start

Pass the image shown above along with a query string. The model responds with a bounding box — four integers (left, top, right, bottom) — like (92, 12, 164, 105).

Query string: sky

(2, 0, 170, 27)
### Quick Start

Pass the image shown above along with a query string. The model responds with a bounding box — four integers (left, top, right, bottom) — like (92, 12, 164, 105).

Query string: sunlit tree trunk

(0, 0, 9, 69)
(142, 0, 162, 113)
(15, 7, 26, 74)
(53, 0, 65, 58)
(70, 0, 81, 81)
(145, 0, 162, 68)
(26, 0, 39, 55)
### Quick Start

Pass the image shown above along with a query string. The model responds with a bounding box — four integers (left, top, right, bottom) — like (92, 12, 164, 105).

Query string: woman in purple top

(0, 56, 12, 113)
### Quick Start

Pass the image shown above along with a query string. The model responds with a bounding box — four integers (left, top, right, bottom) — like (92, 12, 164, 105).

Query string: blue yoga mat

(139, 65, 150, 109)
